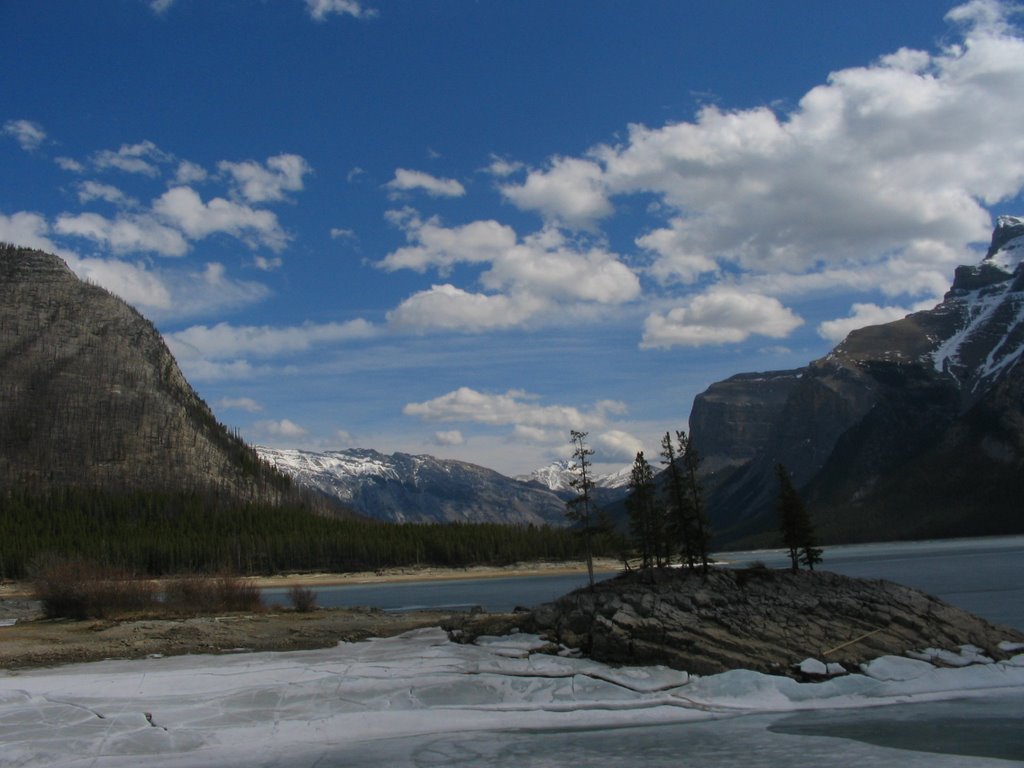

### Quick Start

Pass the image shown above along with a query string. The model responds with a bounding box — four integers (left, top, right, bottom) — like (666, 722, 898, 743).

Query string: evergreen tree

(625, 451, 659, 569)
(678, 431, 712, 575)
(566, 430, 598, 588)
(776, 464, 822, 572)
(660, 432, 692, 569)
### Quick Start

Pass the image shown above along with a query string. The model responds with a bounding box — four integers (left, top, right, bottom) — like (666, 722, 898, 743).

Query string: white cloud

(254, 418, 308, 438)
(501, 156, 612, 230)
(91, 140, 172, 177)
(3, 119, 46, 151)
(149, 0, 175, 13)
(64, 257, 269, 321)
(641, 287, 803, 348)
(380, 213, 516, 273)
(387, 284, 548, 333)
(499, 6, 1024, 305)
(174, 160, 208, 185)
(54, 157, 84, 173)
(306, 0, 378, 20)
(404, 387, 625, 432)
(433, 430, 465, 446)
(152, 186, 290, 251)
(218, 154, 312, 203)
(0, 211, 62, 253)
(484, 155, 524, 178)
(816, 300, 936, 343)
(166, 318, 378, 360)
(380, 215, 641, 332)
(254, 255, 283, 271)
(217, 397, 264, 413)
(330, 227, 356, 240)
(594, 429, 645, 462)
(386, 168, 466, 198)
(55, 211, 190, 256)
(76, 181, 137, 208)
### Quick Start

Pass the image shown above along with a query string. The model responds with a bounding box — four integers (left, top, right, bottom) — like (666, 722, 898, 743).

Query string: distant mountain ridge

(690, 216, 1024, 545)
(257, 446, 588, 526)
(0, 244, 294, 505)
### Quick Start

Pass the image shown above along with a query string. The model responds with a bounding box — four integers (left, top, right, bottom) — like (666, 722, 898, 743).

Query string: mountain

(691, 216, 1024, 546)
(257, 446, 573, 526)
(0, 244, 293, 505)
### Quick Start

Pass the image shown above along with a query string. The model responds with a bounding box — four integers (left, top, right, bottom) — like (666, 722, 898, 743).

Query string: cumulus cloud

(385, 168, 466, 198)
(149, 0, 175, 13)
(330, 227, 356, 240)
(152, 186, 290, 251)
(174, 160, 208, 185)
(64, 258, 269, 321)
(594, 429, 645, 462)
(387, 284, 547, 333)
(501, 4, 1024, 305)
(641, 287, 803, 348)
(55, 211, 190, 256)
(380, 214, 641, 332)
(166, 318, 378, 360)
(91, 140, 172, 177)
(254, 418, 308, 438)
(0, 211, 63, 253)
(433, 430, 465, 446)
(3, 119, 46, 151)
(306, 0, 377, 20)
(218, 154, 312, 203)
(76, 181, 137, 208)
(55, 157, 85, 172)
(816, 300, 936, 343)
(501, 157, 612, 230)
(217, 397, 264, 413)
(404, 387, 625, 432)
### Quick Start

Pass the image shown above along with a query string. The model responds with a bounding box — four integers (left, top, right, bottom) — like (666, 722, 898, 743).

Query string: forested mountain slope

(0, 244, 291, 504)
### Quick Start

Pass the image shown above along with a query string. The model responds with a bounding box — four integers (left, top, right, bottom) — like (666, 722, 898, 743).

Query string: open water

(264, 535, 1024, 630)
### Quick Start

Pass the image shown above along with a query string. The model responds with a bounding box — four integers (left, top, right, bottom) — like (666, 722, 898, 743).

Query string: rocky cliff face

(0, 244, 291, 504)
(257, 446, 571, 525)
(690, 217, 1024, 544)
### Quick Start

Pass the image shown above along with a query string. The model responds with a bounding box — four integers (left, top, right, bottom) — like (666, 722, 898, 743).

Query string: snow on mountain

(931, 215, 1024, 390)
(257, 446, 570, 526)
(517, 460, 632, 493)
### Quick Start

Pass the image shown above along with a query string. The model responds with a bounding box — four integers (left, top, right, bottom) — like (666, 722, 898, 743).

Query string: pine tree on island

(566, 430, 598, 590)
(776, 463, 823, 572)
(626, 450, 663, 570)
(660, 430, 712, 576)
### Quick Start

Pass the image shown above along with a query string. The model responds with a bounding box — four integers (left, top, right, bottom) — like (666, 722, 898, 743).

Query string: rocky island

(523, 568, 1024, 678)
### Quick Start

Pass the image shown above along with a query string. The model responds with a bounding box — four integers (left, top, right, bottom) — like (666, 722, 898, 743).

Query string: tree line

(0, 488, 624, 580)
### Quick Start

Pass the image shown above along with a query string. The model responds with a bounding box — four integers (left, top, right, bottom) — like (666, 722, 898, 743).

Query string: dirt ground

(0, 601, 521, 670)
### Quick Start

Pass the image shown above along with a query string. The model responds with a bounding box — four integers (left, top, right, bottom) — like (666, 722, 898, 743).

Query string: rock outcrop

(526, 569, 1024, 678)
(0, 244, 293, 505)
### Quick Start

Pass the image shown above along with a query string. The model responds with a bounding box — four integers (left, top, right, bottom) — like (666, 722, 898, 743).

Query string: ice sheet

(2, 627, 1023, 767)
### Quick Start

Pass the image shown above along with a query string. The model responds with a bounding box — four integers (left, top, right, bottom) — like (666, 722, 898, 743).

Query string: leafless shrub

(31, 556, 157, 619)
(164, 573, 263, 614)
(287, 586, 317, 613)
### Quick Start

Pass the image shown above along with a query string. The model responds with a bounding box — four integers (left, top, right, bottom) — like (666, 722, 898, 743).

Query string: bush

(287, 586, 317, 613)
(31, 557, 158, 619)
(164, 573, 263, 614)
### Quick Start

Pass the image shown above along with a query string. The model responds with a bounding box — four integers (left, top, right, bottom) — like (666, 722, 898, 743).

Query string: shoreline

(0, 557, 623, 600)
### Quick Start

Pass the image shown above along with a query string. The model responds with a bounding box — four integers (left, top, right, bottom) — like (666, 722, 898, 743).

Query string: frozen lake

(4, 535, 1023, 766)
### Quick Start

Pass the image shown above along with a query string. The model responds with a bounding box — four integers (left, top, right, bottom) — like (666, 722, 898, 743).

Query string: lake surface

(265, 535, 1024, 630)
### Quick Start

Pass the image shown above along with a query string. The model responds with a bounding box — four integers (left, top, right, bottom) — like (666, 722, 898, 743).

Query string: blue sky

(3, 0, 1024, 476)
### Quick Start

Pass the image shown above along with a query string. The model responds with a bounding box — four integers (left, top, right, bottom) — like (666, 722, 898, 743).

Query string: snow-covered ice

(2, 628, 1023, 767)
